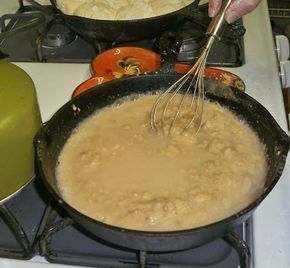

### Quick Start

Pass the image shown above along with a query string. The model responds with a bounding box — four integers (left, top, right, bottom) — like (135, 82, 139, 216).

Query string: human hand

(208, 0, 262, 24)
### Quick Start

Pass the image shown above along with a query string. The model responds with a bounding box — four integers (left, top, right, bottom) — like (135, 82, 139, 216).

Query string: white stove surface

(1, 0, 290, 267)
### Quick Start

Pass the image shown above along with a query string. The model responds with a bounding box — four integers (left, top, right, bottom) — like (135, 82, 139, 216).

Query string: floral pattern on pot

(112, 56, 141, 79)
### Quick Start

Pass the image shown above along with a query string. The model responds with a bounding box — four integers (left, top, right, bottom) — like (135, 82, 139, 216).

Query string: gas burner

(177, 27, 207, 62)
(180, 29, 207, 51)
(41, 20, 77, 48)
(35, 17, 98, 62)
(174, 19, 245, 65)
(0, 6, 97, 62)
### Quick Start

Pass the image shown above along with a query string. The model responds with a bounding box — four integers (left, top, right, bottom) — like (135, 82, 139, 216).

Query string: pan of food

(34, 73, 289, 252)
(48, 0, 200, 41)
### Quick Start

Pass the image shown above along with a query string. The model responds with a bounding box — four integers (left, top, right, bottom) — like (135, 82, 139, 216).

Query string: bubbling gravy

(56, 94, 267, 231)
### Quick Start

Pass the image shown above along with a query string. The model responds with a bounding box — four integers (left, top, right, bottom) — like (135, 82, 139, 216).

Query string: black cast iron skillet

(49, 0, 200, 41)
(35, 74, 290, 252)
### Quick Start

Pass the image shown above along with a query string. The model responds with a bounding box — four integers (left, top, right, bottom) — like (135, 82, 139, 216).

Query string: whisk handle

(206, 0, 235, 40)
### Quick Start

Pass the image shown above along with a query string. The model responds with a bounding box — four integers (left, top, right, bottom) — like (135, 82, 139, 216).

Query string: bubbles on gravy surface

(56, 94, 267, 231)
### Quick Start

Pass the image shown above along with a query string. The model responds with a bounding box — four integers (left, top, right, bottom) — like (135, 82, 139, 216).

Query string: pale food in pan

(56, 94, 267, 232)
(56, 0, 195, 20)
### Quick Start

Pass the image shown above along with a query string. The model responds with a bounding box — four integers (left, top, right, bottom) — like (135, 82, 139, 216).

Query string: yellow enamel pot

(0, 60, 42, 203)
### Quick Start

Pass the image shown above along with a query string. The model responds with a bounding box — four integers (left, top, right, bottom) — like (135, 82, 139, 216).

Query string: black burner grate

(0, 179, 46, 260)
(38, 204, 252, 268)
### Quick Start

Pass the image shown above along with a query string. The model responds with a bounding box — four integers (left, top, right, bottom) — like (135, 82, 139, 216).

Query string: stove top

(0, 2, 276, 268)
(0, 3, 245, 66)
(0, 1, 288, 268)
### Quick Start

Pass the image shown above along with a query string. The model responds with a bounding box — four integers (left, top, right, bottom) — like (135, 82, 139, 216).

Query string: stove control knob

(279, 60, 290, 88)
(275, 35, 289, 61)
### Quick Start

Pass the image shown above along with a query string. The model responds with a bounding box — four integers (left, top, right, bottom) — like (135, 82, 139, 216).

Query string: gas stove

(0, 1, 289, 268)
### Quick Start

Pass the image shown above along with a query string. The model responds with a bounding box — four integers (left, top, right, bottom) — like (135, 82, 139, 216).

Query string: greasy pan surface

(49, 0, 199, 41)
(35, 74, 290, 252)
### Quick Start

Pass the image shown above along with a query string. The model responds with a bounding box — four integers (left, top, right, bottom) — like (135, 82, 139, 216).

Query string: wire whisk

(150, 0, 234, 136)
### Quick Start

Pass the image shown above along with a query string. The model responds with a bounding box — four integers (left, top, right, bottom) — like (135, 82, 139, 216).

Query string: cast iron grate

(0, 178, 46, 260)
(38, 204, 252, 268)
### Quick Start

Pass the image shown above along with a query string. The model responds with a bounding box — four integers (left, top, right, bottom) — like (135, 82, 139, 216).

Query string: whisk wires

(150, 36, 215, 136)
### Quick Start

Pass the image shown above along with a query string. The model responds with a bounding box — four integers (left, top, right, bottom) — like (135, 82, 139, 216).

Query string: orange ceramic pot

(72, 47, 161, 97)
(72, 47, 245, 97)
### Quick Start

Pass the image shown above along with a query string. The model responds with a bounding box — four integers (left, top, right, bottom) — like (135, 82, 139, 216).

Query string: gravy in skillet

(56, 95, 267, 231)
